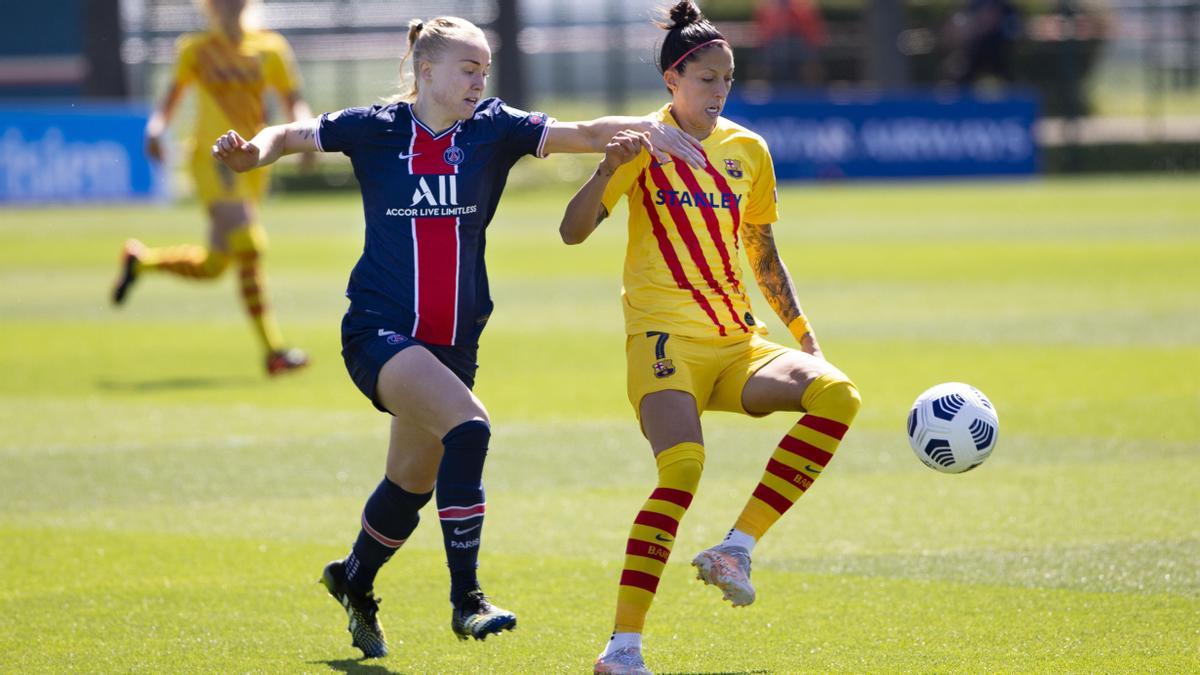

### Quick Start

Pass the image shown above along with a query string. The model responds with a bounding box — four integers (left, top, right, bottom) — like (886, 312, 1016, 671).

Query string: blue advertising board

(722, 91, 1040, 180)
(0, 104, 164, 204)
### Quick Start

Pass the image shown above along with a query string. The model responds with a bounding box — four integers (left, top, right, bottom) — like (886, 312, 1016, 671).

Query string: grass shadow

(310, 658, 404, 674)
(661, 671, 771, 675)
(96, 376, 258, 392)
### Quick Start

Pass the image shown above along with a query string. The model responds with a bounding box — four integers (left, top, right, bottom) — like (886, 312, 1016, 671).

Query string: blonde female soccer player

(212, 15, 704, 659)
(558, 3, 862, 673)
(112, 0, 310, 375)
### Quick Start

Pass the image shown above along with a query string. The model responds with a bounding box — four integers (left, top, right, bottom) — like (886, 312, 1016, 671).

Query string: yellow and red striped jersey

(602, 103, 780, 338)
(173, 29, 301, 146)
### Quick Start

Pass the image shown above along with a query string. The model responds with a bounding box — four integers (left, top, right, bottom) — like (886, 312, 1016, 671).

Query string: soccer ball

(906, 382, 999, 474)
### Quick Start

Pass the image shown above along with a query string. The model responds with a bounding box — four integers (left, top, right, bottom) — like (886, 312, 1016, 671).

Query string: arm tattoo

(742, 222, 802, 325)
(297, 127, 314, 140)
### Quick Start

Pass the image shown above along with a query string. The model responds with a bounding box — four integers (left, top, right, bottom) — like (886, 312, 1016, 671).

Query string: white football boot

(594, 645, 652, 675)
(691, 544, 755, 606)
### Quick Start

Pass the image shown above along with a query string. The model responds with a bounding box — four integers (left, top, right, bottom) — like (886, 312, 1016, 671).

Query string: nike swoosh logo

(655, 534, 672, 543)
(377, 329, 395, 336)
(806, 465, 823, 474)
(398, 152, 422, 160)
(453, 524, 481, 536)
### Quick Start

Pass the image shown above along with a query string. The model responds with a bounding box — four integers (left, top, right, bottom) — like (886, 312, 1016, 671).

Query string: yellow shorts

(190, 145, 270, 205)
(626, 331, 791, 420)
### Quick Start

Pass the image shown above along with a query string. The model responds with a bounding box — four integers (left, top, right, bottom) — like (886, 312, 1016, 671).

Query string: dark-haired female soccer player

(213, 14, 704, 661)
(558, 3, 862, 673)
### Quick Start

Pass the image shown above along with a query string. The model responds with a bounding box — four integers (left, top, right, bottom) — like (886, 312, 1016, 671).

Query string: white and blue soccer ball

(907, 382, 999, 474)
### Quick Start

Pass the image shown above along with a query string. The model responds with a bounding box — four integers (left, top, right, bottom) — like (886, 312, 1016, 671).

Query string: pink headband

(667, 39, 728, 72)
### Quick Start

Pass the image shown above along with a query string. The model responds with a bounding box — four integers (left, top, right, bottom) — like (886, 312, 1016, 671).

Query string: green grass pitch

(1, 176, 1197, 672)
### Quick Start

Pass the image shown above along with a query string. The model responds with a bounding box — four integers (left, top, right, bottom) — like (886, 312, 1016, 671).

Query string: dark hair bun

(667, 1, 702, 30)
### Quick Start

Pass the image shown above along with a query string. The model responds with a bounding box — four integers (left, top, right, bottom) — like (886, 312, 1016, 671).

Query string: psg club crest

(652, 358, 676, 379)
(528, 112, 547, 125)
(443, 145, 465, 166)
(724, 159, 743, 178)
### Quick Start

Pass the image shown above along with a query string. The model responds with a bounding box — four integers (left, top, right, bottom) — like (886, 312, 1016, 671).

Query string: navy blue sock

(436, 420, 490, 605)
(344, 476, 432, 595)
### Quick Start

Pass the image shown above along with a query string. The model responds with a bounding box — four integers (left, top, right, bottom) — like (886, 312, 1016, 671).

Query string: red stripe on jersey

(412, 129, 457, 174)
(798, 414, 850, 441)
(411, 216, 459, 345)
(752, 483, 793, 515)
(649, 487, 694, 509)
(648, 162, 748, 334)
(409, 114, 461, 174)
(633, 509, 680, 538)
(408, 119, 461, 344)
(625, 538, 672, 563)
(620, 569, 661, 594)
(765, 458, 815, 492)
(636, 171, 726, 335)
(779, 434, 834, 465)
(701, 154, 742, 248)
(672, 157, 745, 299)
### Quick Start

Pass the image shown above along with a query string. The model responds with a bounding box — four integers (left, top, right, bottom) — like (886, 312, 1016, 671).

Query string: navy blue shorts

(341, 310, 480, 414)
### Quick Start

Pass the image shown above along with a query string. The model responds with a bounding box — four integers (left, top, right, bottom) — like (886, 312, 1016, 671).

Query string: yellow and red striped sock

(137, 245, 229, 279)
(229, 225, 284, 353)
(613, 442, 704, 634)
(734, 373, 862, 540)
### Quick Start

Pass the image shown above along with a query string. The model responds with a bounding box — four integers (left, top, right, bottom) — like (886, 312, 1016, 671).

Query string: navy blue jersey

(315, 98, 552, 346)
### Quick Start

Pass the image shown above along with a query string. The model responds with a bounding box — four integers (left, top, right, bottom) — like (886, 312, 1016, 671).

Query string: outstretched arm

(144, 81, 186, 163)
(211, 119, 318, 173)
(544, 116, 705, 168)
(560, 130, 650, 245)
(742, 221, 824, 358)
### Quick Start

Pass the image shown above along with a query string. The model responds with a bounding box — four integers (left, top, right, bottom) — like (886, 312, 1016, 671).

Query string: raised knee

(444, 418, 490, 443)
(201, 251, 231, 277)
(806, 375, 862, 421)
(832, 378, 862, 416)
(228, 226, 267, 261)
(656, 441, 705, 488)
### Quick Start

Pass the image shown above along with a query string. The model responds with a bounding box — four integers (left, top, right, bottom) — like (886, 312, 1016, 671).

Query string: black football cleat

(451, 589, 517, 641)
(320, 560, 388, 658)
(112, 239, 144, 306)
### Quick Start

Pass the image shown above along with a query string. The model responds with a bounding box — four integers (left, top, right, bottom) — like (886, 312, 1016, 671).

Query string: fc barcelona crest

(444, 145, 465, 166)
(653, 358, 676, 379)
(723, 159, 743, 178)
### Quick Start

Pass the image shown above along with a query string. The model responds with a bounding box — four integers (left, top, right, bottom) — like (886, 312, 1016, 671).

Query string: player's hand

(145, 133, 165, 163)
(800, 332, 824, 360)
(645, 121, 706, 169)
(211, 130, 260, 173)
(600, 131, 650, 176)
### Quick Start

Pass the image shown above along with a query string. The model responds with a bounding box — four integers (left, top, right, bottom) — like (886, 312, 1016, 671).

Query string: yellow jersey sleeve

(601, 151, 650, 216)
(172, 34, 199, 87)
(744, 139, 779, 225)
(261, 32, 302, 95)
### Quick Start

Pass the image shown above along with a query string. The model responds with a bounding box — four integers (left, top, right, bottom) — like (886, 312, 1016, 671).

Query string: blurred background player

(753, 0, 828, 87)
(944, 0, 1023, 86)
(558, 3, 862, 673)
(212, 15, 704, 659)
(111, 0, 311, 376)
